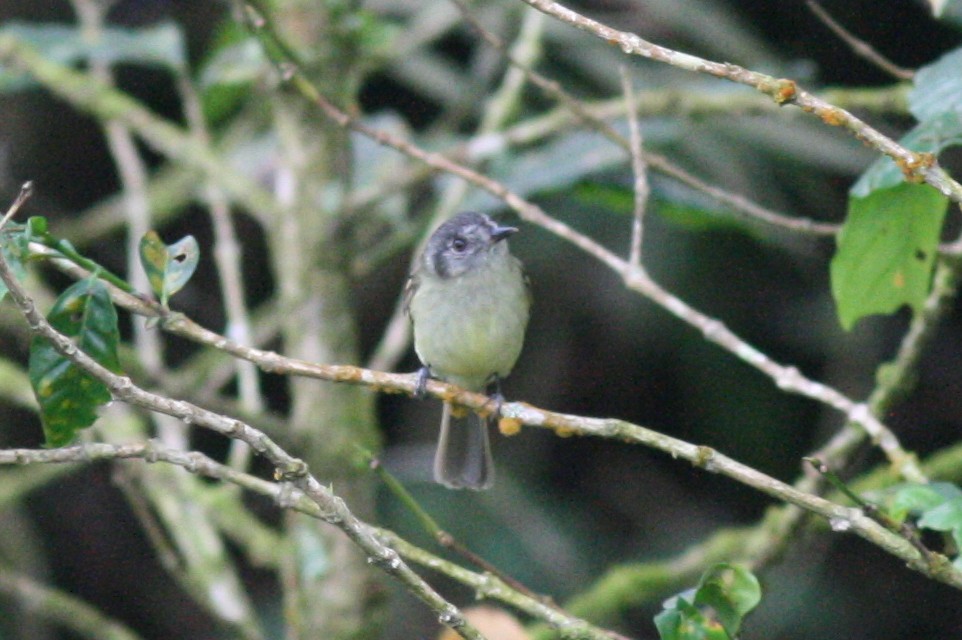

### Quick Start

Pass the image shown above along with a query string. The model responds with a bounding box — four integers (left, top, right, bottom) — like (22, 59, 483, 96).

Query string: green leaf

(850, 113, 962, 197)
(888, 483, 960, 521)
(199, 39, 266, 89)
(851, 47, 962, 197)
(0, 22, 186, 92)
(26, 215, 48, 237)
(909, 47, 962, 123)
(917, 497, 962, 532)
(138, 231, 200, 306)
(864, 483, 962, 565)
(574, 179, 755, 234)
(0, 228, 29, 302)
(935, 0, 962, 26)
(655, 591, 729, 640)
(831, 183, 947, 330)
(29, 277, 122, 447)
(198, 23, 262, 107)
(918, 496, 962, 556)
(654, 564, 760, 640)
(693, 563, 761, 638)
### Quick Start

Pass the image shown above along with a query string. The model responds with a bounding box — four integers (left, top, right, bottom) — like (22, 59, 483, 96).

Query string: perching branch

(0, 237, 486, 640)
(6, 224, 959, 590)
(235, 0, 932, 483)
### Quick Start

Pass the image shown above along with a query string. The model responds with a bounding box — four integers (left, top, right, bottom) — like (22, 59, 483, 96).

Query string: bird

(405, 211, 530, 489)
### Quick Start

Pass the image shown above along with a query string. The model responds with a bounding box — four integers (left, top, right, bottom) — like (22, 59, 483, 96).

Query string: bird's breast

(410, 260, 529, 389)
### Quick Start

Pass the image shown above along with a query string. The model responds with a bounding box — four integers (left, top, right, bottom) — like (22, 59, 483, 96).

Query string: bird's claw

(413, 367, 431, 399)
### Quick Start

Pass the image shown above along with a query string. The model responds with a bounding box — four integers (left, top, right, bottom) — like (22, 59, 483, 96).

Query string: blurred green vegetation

(0, 0, 961, 639)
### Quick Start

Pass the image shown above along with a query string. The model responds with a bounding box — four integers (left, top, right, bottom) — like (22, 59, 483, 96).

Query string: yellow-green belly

(410, 260, 529, 391)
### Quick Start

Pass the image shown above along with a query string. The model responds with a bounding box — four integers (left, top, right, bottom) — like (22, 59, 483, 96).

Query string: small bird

(405, 212, 530, 489)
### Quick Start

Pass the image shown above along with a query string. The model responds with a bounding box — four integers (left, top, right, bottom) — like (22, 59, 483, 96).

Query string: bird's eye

(450, 236, 468, 253)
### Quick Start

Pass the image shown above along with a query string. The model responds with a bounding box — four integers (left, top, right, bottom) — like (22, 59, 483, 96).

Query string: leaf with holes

(0, 227, 28, 303)
(654, 564, 761, 640)
(139, 231, 199, 306)
(918, 497, 962, 568)
(29, 276, 122, 447)
(655, 593, 730, 640)
(831, 183, 947, 331)
(693, 563, 761, 638)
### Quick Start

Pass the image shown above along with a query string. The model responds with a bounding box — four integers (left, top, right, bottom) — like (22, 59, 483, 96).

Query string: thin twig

(620, 67, 649, 268)
(806, 457, 937, 561)
(0, 181, 32, 230)
(806, 1, 915, 81)
(5, 198, 958, 589)
(367, 3, 546, 374)
(0, 440, 621, 639)
(175, 69, 263, 471)
(517, 0, 962, 204)
(454, 0, 835, 239)
(368, 453, 560, 610)
(0, 253, 486, 640)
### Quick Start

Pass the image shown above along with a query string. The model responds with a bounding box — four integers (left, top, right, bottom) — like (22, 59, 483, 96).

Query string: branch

(0, 250, 486, 640)
(620, 67, 649, 268)
(0, 441, 623, 640)
(48, 236, 921, 483)
(551, 436, 962, 630)
(806, 1, 915, 80)
(233, 3, 927, 481)
(8, 241, 959, 590)
(452, 0, 837, 239)
(517, 0, 962, 204)
(175, 66, 264, 471)
(0, 34, 282, 220)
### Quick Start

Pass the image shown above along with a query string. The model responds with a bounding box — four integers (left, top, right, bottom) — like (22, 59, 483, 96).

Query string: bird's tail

(434, 403, 494, 490)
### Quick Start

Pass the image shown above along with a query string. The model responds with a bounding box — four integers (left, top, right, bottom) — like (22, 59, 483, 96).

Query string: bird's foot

(413, 367, 432, 399)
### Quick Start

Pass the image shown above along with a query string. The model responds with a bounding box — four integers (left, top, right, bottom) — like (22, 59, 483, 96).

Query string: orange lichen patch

(896, 152, 937, 182)
(477, 399, 499, 420)
(553, 426, 576, 438)
(772, 79, 798, 104)
(498, 417, 522, 436)
(694, 445, 716, 467)
(449, 404, 469, 419)
(916, 152, 937, 169)
(437, 387, 462, 404)
(378, 385, 405, 395)
(818, 107, 848, 127)
(331, 368, 360, 382)
(893, 270, 905, 288)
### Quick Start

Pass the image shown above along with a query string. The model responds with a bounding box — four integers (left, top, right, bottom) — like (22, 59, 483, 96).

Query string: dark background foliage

(0, 1, 960, 639)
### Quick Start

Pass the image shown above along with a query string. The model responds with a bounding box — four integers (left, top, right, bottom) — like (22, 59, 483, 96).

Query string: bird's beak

(491, 224, 519, 242)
